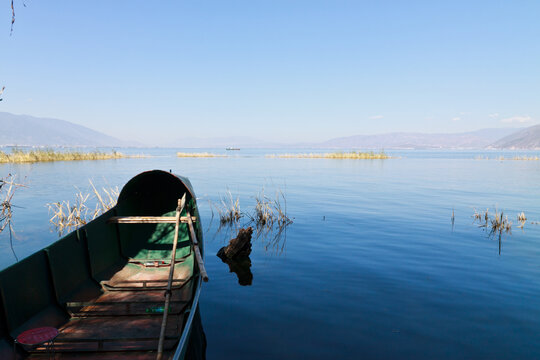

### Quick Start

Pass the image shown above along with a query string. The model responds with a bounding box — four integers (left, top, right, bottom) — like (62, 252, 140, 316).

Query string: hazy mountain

(488, 124, 540, 149)
(319, 128, 520, 149)
(0, 112, 138, 147)
(0, 110, 527, 150)
(166, 136, 285, 148)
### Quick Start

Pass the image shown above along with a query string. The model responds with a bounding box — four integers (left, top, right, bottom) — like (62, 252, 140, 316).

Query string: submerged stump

(217, 227, 254, 286)
(217, 227, 253, 259)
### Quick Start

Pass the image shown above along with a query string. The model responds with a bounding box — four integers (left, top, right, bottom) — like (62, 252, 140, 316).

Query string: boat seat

(67, 278, 193, 317)
(100, 260, 192, 291)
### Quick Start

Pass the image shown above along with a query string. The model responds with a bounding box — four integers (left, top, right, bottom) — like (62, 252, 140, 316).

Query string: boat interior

(0, 171, 203, 359)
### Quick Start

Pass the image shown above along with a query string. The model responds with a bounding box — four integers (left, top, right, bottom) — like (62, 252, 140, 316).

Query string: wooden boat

(0, 170, 207, 359)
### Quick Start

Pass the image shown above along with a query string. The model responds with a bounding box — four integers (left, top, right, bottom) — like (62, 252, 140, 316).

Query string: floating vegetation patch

(176, 152, 227, 158)
(266, 151, 390, 159)
(0, 174, 25, 261)
(48, 181, 119, 235)
(0, 148, 143, 163)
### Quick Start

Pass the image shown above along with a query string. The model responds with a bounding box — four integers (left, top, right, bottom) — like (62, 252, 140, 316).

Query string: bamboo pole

(156, 195, 186, 360)
(186, 210, 209, 282)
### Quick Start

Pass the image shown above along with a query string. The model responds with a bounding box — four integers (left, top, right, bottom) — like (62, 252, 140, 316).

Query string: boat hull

(0, 170, 205, 359)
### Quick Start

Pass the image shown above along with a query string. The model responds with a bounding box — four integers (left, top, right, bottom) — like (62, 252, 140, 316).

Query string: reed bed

(0, 174, 25, 261)
(266, 151, 390, 159)
(48, 181, 119, 235)
(0, 149, 139, 163)
(475, 155, 540, 161)
(176, 152, 227, 158)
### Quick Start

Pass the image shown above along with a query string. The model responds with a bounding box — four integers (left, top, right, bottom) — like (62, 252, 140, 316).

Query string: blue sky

(1, 1, 539, 144)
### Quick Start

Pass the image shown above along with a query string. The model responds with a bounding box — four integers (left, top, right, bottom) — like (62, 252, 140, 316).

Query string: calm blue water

(2, 149, 540, 359)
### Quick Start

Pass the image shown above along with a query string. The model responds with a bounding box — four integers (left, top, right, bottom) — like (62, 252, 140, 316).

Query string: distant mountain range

(319, 128, 519, 149)
(488, 124, 540, 150)
(1, 111, 539, 149)
(0, 112, 138, 147)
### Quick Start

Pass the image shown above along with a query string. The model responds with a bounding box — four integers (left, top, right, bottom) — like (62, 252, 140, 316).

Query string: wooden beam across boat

(107, 216, 197, 224)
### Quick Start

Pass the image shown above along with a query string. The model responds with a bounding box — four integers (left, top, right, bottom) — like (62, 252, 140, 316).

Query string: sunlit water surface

(1, 148, 540, 359)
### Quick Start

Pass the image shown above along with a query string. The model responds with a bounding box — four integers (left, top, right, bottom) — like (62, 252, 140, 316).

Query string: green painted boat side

(0, 170, 205, 359)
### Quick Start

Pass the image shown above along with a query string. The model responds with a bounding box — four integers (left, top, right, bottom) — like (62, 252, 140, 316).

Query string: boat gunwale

(172, 275, 202, 360)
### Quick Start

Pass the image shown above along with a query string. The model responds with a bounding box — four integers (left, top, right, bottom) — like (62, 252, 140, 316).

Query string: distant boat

(225, 147, 240, 151)
(0, 170, 207, 359)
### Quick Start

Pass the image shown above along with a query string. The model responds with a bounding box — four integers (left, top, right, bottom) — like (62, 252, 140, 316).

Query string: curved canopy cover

(118, 170, 196, 205)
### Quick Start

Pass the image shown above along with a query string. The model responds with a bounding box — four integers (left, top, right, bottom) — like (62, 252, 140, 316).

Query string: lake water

(1, 148, 540, 359)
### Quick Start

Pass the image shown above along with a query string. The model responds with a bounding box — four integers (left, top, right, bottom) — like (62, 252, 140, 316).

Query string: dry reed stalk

(0, 174, 25, 261)
(473, 208, 513, 235)
(210, 186, 293, 253)
(48, 181, 119, 235)
(213, 190, 242, 225)
(517, 212, 527, 229)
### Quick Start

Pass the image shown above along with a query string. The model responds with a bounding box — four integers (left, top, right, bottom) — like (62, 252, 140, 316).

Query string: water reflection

(185, 307, 207, 360)
(218, 254, 253, 286)
(254, 223, 288, 255)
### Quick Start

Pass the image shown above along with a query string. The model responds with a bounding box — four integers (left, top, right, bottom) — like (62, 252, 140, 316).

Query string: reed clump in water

(517, 212, 527, 229)
(48, 181, 119, 235)
(0, 174, 25, 261)
(210, 187, 293, 254)
(214, 191, 242, 225)
(266, 150, 390, 159)
(473, 208, 516, 255)
(250, 188, 293, 229)
(176, 152, 227, 158)
(473, 208, 512, 234)
(0, 148, 136, 163)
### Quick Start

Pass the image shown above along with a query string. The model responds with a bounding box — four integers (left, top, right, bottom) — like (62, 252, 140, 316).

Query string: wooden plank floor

(47, 314, 183, 352)
(23, 272, 194, 358)
(28, 350, 171, 359)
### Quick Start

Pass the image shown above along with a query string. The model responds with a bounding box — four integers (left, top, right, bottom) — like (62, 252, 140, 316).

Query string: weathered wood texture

(186, 211, 209, 282)
(217, 227, 253, 260)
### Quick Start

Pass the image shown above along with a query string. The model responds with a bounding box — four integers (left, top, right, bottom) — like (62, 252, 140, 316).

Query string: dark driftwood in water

(217, 227, 253, 259)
